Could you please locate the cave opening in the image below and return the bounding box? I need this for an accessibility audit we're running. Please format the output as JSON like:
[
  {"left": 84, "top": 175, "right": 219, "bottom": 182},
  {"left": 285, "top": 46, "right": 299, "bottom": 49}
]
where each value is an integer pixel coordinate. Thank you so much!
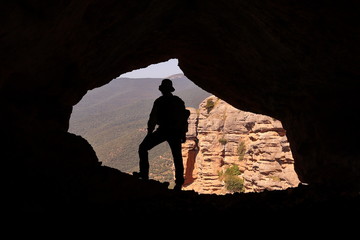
[
  {"left": 2, "top": 0, "right": 359, "bottom": 215},
  {"left": 69, "top": 58, "right": 300, "bottom": 194}
]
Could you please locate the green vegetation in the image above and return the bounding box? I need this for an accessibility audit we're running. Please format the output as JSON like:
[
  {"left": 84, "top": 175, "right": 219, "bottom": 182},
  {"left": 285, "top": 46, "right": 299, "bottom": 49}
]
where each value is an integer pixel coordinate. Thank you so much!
[
  {"left": 268, "top": 175, "right": 281, "bottom": 182},
  {"left": 225, "top": 175, "right": 245, "bottom": 192},
  {"left": 218, "top": 135, "right": 228, "bottom": 145},
  {"left": 218, "top": 164, "right": 245, "bottom": 193},
  {"left": 224, "top": 164, "right": 242, "bottom": 175},
  {"left": 205, "top": 98, "right": 215, "bottom": 113},
  {"left": 237, "top": 141, "right": 246, "bottom": 161}
]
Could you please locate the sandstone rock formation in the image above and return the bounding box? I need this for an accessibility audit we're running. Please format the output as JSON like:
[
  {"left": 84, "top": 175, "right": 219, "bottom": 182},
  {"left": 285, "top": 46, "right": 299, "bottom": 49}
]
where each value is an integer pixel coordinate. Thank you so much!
[{"left": 182, "top": 96, "right": 300, "bottom": 194}]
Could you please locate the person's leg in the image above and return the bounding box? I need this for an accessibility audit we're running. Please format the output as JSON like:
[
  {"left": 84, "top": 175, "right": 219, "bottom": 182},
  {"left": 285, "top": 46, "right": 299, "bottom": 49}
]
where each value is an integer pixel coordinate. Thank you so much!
[
  {"left": 167, "top": 136, "right": 184, "bottom": 189},
  {"left": 138, "top": 130, "right": 166, "bottom": 180}
]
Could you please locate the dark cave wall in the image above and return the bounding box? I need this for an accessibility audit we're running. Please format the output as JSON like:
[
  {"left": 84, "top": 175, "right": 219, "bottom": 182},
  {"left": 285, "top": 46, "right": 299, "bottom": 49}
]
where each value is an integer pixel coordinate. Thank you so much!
[{"left": 1, "top": 0, "right": 359, "bottom": 200}]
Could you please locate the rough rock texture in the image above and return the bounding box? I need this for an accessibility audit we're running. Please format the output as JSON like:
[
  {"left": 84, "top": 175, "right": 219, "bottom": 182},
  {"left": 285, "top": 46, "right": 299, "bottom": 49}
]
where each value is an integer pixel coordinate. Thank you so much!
[
  {"left": 182, "top": 96, "right": 300, "bottom": 194},
  {"left": 1, "top": 1, "right": 360, "bottom": 215}
]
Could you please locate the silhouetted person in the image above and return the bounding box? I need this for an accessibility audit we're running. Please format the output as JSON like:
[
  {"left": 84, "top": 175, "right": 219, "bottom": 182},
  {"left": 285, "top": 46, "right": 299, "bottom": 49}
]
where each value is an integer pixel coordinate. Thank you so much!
[{"left": 134, "top": 79, "right": 190, "bottom": 191}]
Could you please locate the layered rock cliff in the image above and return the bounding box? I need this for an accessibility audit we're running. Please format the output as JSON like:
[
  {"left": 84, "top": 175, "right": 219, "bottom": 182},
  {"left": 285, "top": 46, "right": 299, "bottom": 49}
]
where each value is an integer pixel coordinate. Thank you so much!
[{"left": 182, "top": 96, "right": 300, "bottom": 194}]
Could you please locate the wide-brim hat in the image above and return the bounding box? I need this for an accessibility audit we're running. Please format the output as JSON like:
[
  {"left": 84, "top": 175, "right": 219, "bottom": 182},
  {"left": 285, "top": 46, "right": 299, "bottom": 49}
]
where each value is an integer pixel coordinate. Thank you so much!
[{"left": 158, "top": 78, "right": 175, "bottom": 92}]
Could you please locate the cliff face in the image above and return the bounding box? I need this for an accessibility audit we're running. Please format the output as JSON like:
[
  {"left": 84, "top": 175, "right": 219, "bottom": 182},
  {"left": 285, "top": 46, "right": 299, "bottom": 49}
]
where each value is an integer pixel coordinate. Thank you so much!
[{"left": 182, "top": 96, "right": 300, "bottom": 194}]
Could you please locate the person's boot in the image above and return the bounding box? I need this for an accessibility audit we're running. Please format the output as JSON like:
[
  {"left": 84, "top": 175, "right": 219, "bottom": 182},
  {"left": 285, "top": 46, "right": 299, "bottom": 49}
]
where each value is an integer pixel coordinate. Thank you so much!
[
  {"left": 173, "top": 178, "right": 184, "bottom": 191},
  {"left": 173, "top": 183, "right": 182, "bottom": 191}
]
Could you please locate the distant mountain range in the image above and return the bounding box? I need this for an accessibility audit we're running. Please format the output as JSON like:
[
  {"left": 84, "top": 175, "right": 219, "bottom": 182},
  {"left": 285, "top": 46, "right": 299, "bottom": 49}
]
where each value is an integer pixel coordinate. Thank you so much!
[{"left": 69, "top": 74, "right": 211, "bottom": 182}]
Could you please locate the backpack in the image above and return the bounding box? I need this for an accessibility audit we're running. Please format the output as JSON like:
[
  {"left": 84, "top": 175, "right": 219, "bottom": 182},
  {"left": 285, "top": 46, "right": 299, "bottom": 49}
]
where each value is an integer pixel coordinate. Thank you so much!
[
  {"left": 181, "top": 108, "right": 191, "bottom": 134},
  {"left": 155, "top": 95, "right": 191, "bottom": 134},
  {"left": 169, "top": 97, "right": 191, "bottom": 134}
]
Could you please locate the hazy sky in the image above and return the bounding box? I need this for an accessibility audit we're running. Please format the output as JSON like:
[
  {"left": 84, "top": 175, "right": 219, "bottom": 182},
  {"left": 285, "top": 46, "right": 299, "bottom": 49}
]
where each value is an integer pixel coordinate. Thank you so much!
[{"left": 119, "top": 58, "right": 183, "bottom": 78}]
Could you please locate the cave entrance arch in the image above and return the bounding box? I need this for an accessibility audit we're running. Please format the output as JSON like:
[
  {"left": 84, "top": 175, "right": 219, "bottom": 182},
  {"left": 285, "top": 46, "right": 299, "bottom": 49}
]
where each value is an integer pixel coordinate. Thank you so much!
[
  {"left": 69, "top": 59, "right": 211, "bottom": 189},
  {"left": 69, "top": 59, "right": 299, "bottom": 194}
]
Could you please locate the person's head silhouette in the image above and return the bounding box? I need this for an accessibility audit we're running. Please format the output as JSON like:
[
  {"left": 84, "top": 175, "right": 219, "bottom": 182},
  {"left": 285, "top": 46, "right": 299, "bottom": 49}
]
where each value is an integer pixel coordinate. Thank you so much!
[{"left": 158, "top": 79, "right": 175, "bottom": 93}]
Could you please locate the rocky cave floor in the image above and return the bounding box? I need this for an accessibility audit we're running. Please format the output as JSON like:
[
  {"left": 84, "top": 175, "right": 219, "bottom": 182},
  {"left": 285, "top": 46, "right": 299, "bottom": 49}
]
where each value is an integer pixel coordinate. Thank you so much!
[{"left": 17, "top": 165, "right": 359, "bottom": 221}]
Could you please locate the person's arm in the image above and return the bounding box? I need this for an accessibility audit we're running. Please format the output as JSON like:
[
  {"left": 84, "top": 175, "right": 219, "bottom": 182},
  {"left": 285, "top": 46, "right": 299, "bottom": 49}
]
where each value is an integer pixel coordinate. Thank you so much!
[{"left": 147, "top": 100, "right": 158, "bottom": 134}]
